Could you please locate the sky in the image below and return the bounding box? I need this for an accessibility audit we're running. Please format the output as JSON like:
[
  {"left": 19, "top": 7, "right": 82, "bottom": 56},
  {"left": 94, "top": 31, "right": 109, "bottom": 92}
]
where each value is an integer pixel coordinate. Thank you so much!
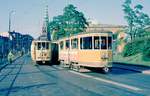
[{"left": 0, "top": 0, "right": 150, "bottom": 38}]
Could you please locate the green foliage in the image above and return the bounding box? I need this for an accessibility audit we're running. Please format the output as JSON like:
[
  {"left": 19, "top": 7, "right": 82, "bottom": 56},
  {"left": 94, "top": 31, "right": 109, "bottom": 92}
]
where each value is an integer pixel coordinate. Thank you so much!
[
  {"left": 122, "top": 38, "right": 150, "bottom": 60},
  {"left": 49, "top": 4, "right": 88, "bottom": 40},
  {"left": 113, "top": 32, "right": 119, "bottom": 40},
  {"left": 142, "top": 38, "right": 150, "bottom": 59},
  {"left": 122, "top": 38, "right": 144, "bottom": 57},
  {"left": 122, "top": 0, "right": 150, "bottom": 41}
]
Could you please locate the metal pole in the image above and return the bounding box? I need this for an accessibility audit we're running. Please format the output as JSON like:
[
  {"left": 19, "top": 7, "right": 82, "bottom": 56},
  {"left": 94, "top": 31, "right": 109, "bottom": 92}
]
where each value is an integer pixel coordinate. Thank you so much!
[{"left": 8, "top": 10, "right": 14, "bottom": 32}]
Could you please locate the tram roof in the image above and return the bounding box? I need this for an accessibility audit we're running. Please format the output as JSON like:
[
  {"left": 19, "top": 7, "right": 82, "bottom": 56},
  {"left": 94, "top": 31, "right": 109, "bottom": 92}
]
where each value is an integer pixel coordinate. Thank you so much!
[
  {"left": 52, "top": 31, "right": 112, "bottom": 43},
  {"left": 67, "top": 31, "right": 112, "bottom": 37}
]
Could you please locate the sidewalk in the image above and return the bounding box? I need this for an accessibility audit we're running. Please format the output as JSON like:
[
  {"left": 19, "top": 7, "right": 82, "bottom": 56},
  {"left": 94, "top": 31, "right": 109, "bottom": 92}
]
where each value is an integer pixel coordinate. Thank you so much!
[
  {"left": 0, "top": 53, "right": 22, "bottom": 71},
  {"left": 113, "top": 62, "right": 150, "bottom": 75},
  {"left": 0, "top": 58, "right": 9, "bottom": 71}
]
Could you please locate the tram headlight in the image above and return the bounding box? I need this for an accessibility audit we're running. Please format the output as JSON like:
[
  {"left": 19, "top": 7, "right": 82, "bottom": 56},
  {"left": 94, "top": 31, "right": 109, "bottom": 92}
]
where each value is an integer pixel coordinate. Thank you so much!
[{"left": 101, "top": 53, "right": 109, "bottom": 60}]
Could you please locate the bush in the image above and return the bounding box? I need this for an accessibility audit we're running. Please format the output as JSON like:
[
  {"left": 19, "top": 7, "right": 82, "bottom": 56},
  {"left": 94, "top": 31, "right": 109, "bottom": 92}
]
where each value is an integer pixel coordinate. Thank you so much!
[
  {"left": 142, "top": 38, "right": 150, "bottom": 59},
  {"left": 122, "top": 38, "right": 144, "bottom": 57}
]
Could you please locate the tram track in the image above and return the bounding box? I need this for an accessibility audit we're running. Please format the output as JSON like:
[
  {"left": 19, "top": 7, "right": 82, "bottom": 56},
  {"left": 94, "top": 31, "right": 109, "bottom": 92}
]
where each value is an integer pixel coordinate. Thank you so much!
[
  {"left": 5, "top": 57, "right": 25, "bottom": 96},
  {"left": 0, "top": 63, "right": 18, "bottom": 82},
  {"left": 0, "top": 56, "right": 22, "bottom": 72}
]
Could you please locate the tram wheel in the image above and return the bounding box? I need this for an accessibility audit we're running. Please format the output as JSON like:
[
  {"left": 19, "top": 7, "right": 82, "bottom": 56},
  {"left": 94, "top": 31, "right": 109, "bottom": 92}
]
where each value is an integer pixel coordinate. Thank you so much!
[
  {"left": 60, "top": 61, "right": 64, "bottom": 67},
  {"left": 102, "top": 67, "right": 109, "bottom": 73}
]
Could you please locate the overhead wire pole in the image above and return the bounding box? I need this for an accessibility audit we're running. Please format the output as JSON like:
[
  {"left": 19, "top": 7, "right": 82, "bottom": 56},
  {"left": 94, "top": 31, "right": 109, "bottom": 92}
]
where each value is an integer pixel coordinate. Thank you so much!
[
  {"left": 8, "top": 10, "right": 14, "bottom": 33},
  {"left": 8, "top": 10, "right": 15, "bottom": 62}
]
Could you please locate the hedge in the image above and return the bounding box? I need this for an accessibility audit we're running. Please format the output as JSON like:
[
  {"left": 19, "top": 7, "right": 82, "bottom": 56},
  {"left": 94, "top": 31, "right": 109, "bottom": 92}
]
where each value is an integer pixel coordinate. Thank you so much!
[{"left": 122, "top": 37, "right": 150, "bottom": 58}]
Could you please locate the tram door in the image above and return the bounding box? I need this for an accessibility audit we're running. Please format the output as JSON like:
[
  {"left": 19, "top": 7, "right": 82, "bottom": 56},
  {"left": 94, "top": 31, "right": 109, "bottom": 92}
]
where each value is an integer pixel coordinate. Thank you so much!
[
  {"left": 51, "top": 43, "right": 59, "bottom": 64},
  {"left": 65, "top": 40, "right": 70, "bottom": 64},
  {"left": 31, "top": 42, "right": 36, "bottom": 61}
]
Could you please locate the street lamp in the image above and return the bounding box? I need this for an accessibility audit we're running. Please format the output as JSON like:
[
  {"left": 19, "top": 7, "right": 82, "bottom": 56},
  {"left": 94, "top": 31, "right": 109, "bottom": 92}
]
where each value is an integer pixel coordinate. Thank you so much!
[
  {"left": 8, "top": 10, "right": 15, "bottom": 33},
  {"left": 8, "top": 10, "right": 15, "bottom": 53}
]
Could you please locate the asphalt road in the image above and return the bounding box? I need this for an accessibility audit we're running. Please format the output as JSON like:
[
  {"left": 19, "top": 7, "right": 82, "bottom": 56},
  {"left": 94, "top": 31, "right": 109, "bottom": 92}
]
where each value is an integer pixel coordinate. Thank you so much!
[{"left": 0, "top": 55, "right": 150, "bottom": 96}]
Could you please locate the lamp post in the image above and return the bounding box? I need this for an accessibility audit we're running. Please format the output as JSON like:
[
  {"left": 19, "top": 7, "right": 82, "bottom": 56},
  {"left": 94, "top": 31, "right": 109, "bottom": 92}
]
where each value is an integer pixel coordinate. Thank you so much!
[
  {"left": 8, "top": 10, "right": 14, "bottom": 33},
  {"left": 8, "top": 10, "right": 15, "bottom": 54}
]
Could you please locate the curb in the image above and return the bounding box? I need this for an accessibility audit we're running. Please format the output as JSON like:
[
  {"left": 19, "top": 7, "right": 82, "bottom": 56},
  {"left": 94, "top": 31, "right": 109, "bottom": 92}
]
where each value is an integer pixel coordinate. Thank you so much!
[
  {"left": 113, "top": 62, "right": 150, "bottom": 75},
  {"left": 142, "top": 70, "right": 150, "bottom": 75},
  {"left": 113, "top": 66, "right": 142, "bottom": 73}
]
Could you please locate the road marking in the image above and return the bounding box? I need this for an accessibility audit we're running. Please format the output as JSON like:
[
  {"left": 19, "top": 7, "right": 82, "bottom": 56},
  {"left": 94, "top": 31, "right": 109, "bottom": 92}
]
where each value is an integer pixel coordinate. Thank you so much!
[
  {"left": 142, "top": 70, "right": 150, "bottom": 75},
  {"left": 69, "top": 71, "right": 142, "bottom": 91}
]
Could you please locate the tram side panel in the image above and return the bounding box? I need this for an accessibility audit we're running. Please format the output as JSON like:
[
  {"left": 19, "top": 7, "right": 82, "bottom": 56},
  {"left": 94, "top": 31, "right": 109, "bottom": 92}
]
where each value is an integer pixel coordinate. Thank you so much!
[
  {"left": 69, "top": 49, "right": 78, "bottom": 63},
  {"left": 77, "top": 50, "right": 112, "bottom": 68},
  {"left": 31, "top": 41, "right": 36, "bottom": 61},
  {"left": 58, "top": 32, "right": 113, "bottom": 70},
  {"left": 59, "top": 47, "right": 70, "bottom": 64}
]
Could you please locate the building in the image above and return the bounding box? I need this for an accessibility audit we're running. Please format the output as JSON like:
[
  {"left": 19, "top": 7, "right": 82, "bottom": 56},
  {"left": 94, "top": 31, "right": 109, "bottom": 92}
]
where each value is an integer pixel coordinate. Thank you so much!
[
  {"left": 0, "top": 36, "right": 10, "bottom": 58},
  {"left": 0, "top": 31, "right": 33, "bottom": 57},
  {"left": 86, "top": 21, "right": 127, "bottom": 53},
  {"left": 86, "top": 20, "right": 126, "bottom": 33}
]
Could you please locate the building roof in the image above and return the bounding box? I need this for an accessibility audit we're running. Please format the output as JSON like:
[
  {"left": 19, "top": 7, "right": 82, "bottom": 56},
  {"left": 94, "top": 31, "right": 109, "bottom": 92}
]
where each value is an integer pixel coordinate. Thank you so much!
[{"left": 0, "top": 32, "right": 10, "bottom": 37}]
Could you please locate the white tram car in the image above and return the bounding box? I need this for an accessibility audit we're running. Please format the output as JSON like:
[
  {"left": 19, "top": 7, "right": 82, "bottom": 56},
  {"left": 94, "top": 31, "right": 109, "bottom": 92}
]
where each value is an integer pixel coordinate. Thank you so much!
[
  {"left": 58, "top": 31, "right": 113, "bottom": 73},
  {"left": 31, "top": 40, "right": 51, "bottom": 64}
]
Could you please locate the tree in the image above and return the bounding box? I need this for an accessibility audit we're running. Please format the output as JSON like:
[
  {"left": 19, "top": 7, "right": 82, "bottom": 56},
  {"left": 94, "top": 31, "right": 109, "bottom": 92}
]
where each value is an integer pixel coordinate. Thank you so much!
[
  {"left": 49, "top": 15, "right": 65, "bottom": 40},
  {"left": 122, "top": 0, "right": 150, "bottom": 41},
  {"left": 63, "top": 4, "right": 88, "bottom": 35},
  {"left": 134, "top": 5, "right": 150, "bottom": 37},
  {"left": 49, "top": 4, "right": 88, "bottom": 40},
  {"left": 122, "top": 0, "right": 135, "bottom": 41}
]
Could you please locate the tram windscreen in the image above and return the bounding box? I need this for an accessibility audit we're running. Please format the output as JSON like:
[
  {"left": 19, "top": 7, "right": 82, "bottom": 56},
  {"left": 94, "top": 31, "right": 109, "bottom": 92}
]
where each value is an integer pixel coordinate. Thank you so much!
[
  {"left": 37, "top": 43, "right": 41, "bottom": 50},
  {"left": 37, "top": 42, "right": 49, "bottom": 50},
  {"left": 42, "top": 42, "right": 46, "bottom": 49},
  {"left": 101, "top": 37, "right": 107, "bottom": 49},
  {"left": 46, "top": 42, "right": 49, "bottom": 49},
  {"left": 80, "top": 37, "right": 92, "bottom": 49}
]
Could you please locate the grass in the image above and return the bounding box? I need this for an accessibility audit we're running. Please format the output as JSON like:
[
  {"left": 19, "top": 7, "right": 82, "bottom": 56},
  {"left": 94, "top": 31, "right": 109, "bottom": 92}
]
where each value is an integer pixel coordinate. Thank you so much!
[{"left": 113, "top": 53, "right": 150, "bottom": 67}]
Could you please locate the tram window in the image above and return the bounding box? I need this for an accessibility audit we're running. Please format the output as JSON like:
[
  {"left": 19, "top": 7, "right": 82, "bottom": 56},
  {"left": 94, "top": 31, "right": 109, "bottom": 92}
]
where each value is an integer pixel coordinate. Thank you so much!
[
  {"left": 60, "top": 41, "right": 64, "bottom": 50},
  {"left": 34, "top": 42, "right": 37, "bottom": 46},
  {"left": 41, "top": 42, "right": 46, "bottom": 49},
  {"left": 80, "top": 38, "right": 83, "bottom": 49},
  {"left": 66, "top": 40, "right": 70, "bottom": 49},
  {"left": 46, "top": 42, "right": 49, "bottom": 49},
  {"left": 80, "top": 37, "right": 92, "bottom": 49},
  {"left": 37, "top": 42, "right": 41, "bottom": 50},
  {"left": 108, "top": 37, "right": 112, "bottom": 49},
  {"left": 71, "top": 38, "right": 78, "bottom": 49},
  {"left": 94, "top": 36, "right": 100, "bottom": 49},
  {"left": 101, "top": 37, "right": 107, "bottom": 49}
]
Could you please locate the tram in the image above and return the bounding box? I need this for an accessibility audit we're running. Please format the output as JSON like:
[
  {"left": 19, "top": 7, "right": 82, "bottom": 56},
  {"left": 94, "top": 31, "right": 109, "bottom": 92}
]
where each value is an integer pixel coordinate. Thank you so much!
[
  {"left": 31, "top": 40, "right": 51, "bottom": 64},
  {"left": 58, "top": 31, "right": 113, "bottom": 73}
]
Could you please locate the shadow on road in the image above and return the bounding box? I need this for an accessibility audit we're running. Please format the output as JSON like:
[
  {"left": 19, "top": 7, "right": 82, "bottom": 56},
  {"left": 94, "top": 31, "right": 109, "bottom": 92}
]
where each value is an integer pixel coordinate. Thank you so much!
[
  {"left": 0, "top": 83, "right": 56, "bottom": 93},
  {"left": 86, "top": 67, "right": 139, "bottom": 75}
]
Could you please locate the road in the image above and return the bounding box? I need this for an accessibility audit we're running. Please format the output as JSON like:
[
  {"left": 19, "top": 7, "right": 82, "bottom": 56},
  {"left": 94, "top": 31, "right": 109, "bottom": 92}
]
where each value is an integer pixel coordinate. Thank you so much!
[{"left": 0, "top": 55, "right": 150, "bottom": 96}]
